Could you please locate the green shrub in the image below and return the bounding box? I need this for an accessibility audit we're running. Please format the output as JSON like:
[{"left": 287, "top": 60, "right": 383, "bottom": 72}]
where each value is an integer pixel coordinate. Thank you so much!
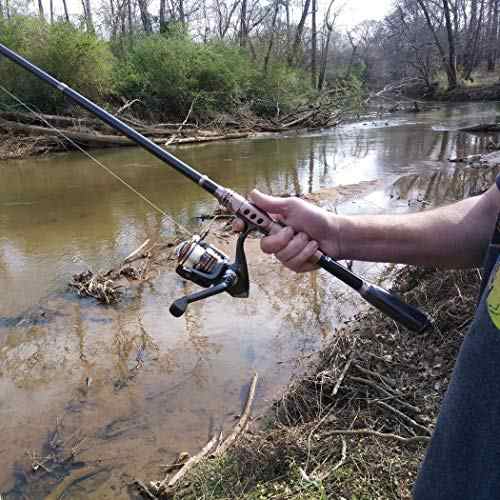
[
  {"left": 0, "top": 18, "right": 114, "bottom": 113},
  {"left": 247, "top": 63, "right": 313, "bottom": 117},
  {"left": 113, "top": 35, "right": 257, "bottom": 117}
]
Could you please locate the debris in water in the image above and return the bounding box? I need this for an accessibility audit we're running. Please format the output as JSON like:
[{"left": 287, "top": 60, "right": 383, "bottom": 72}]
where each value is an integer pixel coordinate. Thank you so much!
[{"left": 69, "top": 270, "right": 122, "bottom": 304}]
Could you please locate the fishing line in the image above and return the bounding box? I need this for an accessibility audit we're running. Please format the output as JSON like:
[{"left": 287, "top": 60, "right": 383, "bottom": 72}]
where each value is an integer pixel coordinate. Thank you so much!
[{"left": 0, "top": 84, "right": 194, "bottom": 237}]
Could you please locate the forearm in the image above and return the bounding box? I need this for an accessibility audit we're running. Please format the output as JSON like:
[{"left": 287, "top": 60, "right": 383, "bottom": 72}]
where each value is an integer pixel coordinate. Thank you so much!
[{"left": 336, "top": 185, "right": 500, "bottom": 268}]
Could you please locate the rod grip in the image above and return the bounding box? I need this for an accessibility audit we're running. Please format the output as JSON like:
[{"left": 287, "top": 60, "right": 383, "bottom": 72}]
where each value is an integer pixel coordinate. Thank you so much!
[{"left": 359, "top": 283, "right": 431, "bottom": 333}]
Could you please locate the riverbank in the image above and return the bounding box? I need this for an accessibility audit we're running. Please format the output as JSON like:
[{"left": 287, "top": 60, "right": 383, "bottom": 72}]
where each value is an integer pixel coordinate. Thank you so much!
[
  {"left": 0, "top": 92, "right": 349, "bottom": 161},
  {"left": 155, "top": 265, "right": 477, "bottom": 499},
  {"left": 403, "top": 74, "right": 500, "bottom": 103}
]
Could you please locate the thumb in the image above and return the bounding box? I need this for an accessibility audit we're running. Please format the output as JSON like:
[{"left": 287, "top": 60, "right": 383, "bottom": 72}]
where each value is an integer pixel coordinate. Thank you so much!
[{"left": 248, "top": 189, "right": 290, "bottom": 216}]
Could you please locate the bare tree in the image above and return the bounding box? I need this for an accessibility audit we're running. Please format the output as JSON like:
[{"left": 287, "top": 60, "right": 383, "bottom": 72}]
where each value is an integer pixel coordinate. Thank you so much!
[
  {"left": 127, "top": 0, "right": 133, "bottom": 36},
  {"left": 463, "top": 0, "right": 485, "bottom": 79},
  {"left": 159, "top": 0, "right": 167, "bottom": 31},
  {"left": 288, "top": 0, "right": 311, "bottom": 64},
  {"left": 137, "top": 0, "right": 153, "bottom": 32},
  {"left": 37, "top": 0, "right": 45, "bottom": 19},
  {"left": 318, "top": 0, "right": 337, "bottom": 90},
  {"left": 62, "top": 0, "right": 70, "bottom": 22},
  {"left": 487, "top": 0, "right": 499, "bottom": 70},
  {"left": 263, "top": 0, "right": 279, "bottom": 73},
  {"left": 213, "top": 0, "right": 240, "bottom": 39},
  {"left": 239, "top": 0, "right": 247, "bottom": 46},
  {"left": 311, "top": 0, "right": 317, "bottom": 86},
  {"left": 417, "top": 0, "right": 457, "bottom": 89},
  {"left": 81, "top": 0, "right": 95, "bottom": 33},
  {"left": 442, "top": 0, "right": 458, "bottom": 88}
]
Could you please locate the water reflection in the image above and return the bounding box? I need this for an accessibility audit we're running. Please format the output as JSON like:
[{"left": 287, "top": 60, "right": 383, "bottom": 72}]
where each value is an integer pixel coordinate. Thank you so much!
[{"left": 390, "top": 165, "right": 500, "bottom": 206}]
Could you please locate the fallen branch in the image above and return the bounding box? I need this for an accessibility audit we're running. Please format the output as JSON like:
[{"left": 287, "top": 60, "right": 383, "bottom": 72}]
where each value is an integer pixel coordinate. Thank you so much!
[
  {"left": 214, "top": 372, "right": 259, "bottom": 456},
  {"left": 123, "top": 239, "right": 151, "bottom": 264},
  {"left": 348, "top": 375, "right": 421, "bottom": 414},
  {"left": 166, "top": 132, "right": 248, "bottom": 146},
  {"left": 116, "top": 99, "right": 142, "bottom": 116},
  {"left": 165, "top": 97, "right": 198, "bottom": 146},
  {"left": 376, "top": 400, "right": 432, "bottom": 436},
  {"left": 323, "top": 428, "right": 430, "bottom": 444},
  {"left": 151, "top": 434, "right": 218, "bottom": 495},
  {"left": 312, "top": 436, "right": 347, "bottom": 481},
  {"left": 332, "top": 345, "right": 357, "bottom": 397}
]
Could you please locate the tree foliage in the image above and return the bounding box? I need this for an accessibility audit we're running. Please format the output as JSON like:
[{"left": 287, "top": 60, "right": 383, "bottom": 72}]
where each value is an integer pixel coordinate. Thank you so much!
[{"left": 0, "top": 17, "right": 114, "bottom": 112}]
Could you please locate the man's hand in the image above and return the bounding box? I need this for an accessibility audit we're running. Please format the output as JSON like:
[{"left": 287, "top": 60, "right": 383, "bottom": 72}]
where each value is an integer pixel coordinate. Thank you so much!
[{"left": 233, "top": 190, "right": 340, "bottom": 273}]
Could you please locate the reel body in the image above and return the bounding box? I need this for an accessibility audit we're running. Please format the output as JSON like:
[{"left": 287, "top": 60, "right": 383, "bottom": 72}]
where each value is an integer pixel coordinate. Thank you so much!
[{"left": 169, "top": 228, "right": 250, "bottom": 317}]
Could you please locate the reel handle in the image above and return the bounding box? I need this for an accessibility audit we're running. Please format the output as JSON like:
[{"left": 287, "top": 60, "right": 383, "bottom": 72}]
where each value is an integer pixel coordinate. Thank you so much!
[
  {"left": 170, "top": 275, "right": 234, "bottom": 317},
  {"left": 217, "top": 189, "right": 431, "bottom": 333}
]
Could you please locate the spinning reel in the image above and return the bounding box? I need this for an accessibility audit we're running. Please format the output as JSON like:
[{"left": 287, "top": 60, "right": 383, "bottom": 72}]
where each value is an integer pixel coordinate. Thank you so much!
[{"left": 169, "top": 226, "right": 251, "bottom": 317}]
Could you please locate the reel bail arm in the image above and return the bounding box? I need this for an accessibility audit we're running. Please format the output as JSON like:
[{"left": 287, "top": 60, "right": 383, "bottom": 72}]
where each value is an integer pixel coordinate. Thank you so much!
[{"left": 170, "top": 226, "right": 251, "bottom": 317}]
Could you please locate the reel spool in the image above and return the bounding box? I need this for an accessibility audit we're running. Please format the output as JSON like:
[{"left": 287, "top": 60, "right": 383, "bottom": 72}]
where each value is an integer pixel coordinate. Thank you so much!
[{"left": 175, "top": 235, "right": 229, "bottom": 276}]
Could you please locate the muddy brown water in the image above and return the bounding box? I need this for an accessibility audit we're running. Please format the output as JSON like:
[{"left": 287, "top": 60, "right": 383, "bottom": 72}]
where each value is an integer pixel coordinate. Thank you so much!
[{"left": 1, "top": 102, "right": 500, "bottom": 498}]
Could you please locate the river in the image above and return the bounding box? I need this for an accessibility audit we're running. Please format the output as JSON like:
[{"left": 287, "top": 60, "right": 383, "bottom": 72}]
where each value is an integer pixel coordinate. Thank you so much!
[{"left": 1, "top": 102, "right": 499, "bottom": 498}]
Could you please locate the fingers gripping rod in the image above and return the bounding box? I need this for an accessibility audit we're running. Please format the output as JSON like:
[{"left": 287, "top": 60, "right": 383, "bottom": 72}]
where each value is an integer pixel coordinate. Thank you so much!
[{"left": 0, "top": 43, "right": 431, "bottom": 333}]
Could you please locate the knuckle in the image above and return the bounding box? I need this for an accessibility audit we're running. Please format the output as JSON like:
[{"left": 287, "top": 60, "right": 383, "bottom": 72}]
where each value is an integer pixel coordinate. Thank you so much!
[{"left": 260, "top": 239, "right": 276, "bottom": 254}]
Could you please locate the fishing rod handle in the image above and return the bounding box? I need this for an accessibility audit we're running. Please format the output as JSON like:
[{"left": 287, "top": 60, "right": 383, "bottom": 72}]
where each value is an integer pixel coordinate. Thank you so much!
[
  {"left": 217, "top": 188, "right": 431, "bottom": 333},
  {"left": 319, "top": 255, "right": 431, "bottom": 333}
]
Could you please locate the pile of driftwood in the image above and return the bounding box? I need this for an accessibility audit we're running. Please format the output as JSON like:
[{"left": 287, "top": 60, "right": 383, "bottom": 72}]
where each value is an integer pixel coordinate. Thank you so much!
[
  {"left": 0, "top": 110, "right": 249, "bottom": 155},
  {"left": 0, "top": 91, "right": 352, "bottom": 158},
  {"left": 234, "top": 92, "right": 349, "bottom": 133},
  {"left": 69, "top": 238, "right": 178, "bottom": 304}
]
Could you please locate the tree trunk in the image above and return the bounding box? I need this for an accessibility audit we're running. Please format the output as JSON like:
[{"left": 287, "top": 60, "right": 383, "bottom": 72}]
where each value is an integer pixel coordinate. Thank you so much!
[
  {"left": 318, "top": 0, "right": 336, "bottom": 90},
  {"left": 239, "top": 0, "right": 247, "bottom": 47},
  {"left": 62, "top": 0, "right": 70, "bottom": 22},
  {"left": 285, "top": 0, "right": 291, "bottom": 48},
  {"left": 288, "top": 0, "right": 311, "bottom": 65},
  {"left": 311, "top": 0, "right": 317, "bottom": 87},
  {"left": 442, "top": 0, "right": 457, "bottom": 89},
  {"left": 318, "top": 28, "right": 333, "bottom": 90},
  {"left": 463, "top": 0, "right": 483, "bottom": 78},
  {"left": 263, "top": 0, "right": 279, "bottom": 74},
  {"left": 37, "top": 0, "right": 45, "bottom": 19},
  {"left": 137, "top": 0, "right": 152, "bottom": 32},
  {"left": 128, "top": 0, "right": 133, "bottom": 37},
  {"left": 81, "top": 0, "right": 95, "bottom": 33},
  {"left": 487, "top": 0, "right": 499, "bottom": 71},
  {"left": 318, "top": 21, "right": 334, "bottom": 89},
  {"left": 50, "top": 0, "right": 54, "bottom": 23},
  {"left": 178, "top": 0, "right": 185, "bottom": 25},
  {"left": 417, "top": 0, "right": 456, "bottom": 90},
  {"left": 159, "top": 0, "right": 167, "bottom": 31},
  {"left": 0, "top": 0, "right": 4, "bottom": 18},
  {"left": 345, "top": 31, "right": 357, "bottom": 78}
]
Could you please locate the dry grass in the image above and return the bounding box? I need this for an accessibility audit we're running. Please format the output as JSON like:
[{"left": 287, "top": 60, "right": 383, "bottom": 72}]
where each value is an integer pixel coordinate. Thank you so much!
[{"left": 169, "top": 266, "right": 480, "bottom": 500}]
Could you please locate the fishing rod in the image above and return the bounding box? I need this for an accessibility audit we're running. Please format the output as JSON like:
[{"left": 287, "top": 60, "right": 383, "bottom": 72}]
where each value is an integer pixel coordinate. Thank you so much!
[{"left": 0, "top": 42, "right": 431, "bottom": 332}]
